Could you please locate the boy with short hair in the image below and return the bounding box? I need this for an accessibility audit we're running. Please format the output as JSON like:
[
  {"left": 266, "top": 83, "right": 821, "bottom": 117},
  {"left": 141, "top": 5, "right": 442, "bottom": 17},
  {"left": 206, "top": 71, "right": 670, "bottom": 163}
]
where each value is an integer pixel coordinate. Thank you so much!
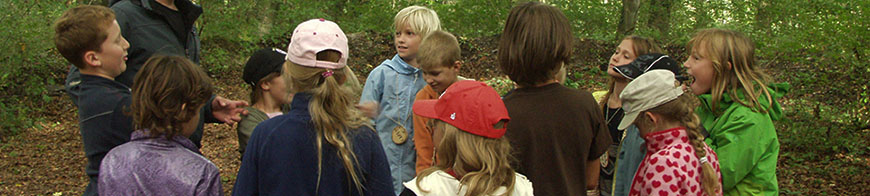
[
  {"left": 359, "top": 5, "right": 441, "bottom": 194},
  {"left": 411, "top": 30, "right": 463, "bottom": 174},
  {"left": 53, "top": 5, "right": 131, "bottom": 196}
]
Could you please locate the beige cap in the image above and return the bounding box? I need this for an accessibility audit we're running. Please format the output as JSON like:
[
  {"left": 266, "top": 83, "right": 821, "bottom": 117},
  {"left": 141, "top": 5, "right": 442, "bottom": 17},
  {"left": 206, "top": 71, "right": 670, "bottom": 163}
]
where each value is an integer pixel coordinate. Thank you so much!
[{"left": 617, "top": 70, "right": 684, "bottom": 130}]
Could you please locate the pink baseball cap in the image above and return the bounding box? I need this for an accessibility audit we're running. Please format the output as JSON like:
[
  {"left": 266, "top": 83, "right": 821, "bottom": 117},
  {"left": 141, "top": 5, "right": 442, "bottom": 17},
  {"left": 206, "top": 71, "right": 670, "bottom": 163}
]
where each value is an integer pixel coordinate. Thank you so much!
[
  {"left": 413, "top": 80, "right": 510, "bottom": 139},
  {"left": 286, "top": 18, "right": 348, "bottom": 69}
]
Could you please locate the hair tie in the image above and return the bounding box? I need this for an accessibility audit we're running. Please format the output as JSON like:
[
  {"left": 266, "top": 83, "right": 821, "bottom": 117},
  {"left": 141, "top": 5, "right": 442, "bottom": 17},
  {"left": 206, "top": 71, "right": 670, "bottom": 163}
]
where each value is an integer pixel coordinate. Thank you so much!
[
  {"left": 321, "top": 69, "right": 334, "bottom": 78},
  {"left": 699, "top": 156, "right": 709, "bottom": 164}
]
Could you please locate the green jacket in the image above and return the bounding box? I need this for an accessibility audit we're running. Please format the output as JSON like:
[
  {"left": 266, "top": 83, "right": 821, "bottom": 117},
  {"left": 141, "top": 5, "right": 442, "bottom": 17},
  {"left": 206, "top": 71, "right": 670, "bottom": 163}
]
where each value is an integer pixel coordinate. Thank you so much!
[{"left": 697, "top": 83, "right": 789, "bottom": 196}]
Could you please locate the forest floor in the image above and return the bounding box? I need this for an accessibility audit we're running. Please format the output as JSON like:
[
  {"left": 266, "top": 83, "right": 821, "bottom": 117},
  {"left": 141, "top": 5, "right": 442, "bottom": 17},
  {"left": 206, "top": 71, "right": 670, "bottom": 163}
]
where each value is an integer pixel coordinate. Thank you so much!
[{"left": 0, "top": 32, "right": 867, "bottom": 195}]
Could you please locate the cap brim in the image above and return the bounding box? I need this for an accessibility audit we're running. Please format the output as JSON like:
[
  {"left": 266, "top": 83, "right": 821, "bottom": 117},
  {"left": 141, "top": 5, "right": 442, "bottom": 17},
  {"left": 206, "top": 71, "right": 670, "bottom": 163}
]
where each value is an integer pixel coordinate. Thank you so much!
[
  {"left": 412, "top": 99, "right": 439, "bottom": 119},
  {"left": 618, "top": 110, "right": 640, "bottom": 130}
]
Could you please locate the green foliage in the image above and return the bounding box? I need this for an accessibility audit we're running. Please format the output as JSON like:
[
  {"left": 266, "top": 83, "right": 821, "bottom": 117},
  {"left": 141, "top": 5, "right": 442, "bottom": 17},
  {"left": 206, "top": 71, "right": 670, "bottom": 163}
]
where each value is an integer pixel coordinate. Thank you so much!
[{"left": 0, "top": 1, "right": 73, "bottom": 140}]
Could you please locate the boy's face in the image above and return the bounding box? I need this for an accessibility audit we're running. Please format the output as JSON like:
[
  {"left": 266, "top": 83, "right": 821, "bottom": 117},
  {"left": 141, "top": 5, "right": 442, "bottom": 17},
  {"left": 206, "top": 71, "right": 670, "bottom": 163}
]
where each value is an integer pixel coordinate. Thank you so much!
[
  {"left": 683, "top": 47, "right": 715, "bottom": 95},
  {"left": 395, "top": 24, "right": 422, "bottom": 64},
  {"left": 95, "top": 20, "right": 129, "bottom": 77},
  {"left": 422, "top": 62, "right": 461, "bottom": 95}
]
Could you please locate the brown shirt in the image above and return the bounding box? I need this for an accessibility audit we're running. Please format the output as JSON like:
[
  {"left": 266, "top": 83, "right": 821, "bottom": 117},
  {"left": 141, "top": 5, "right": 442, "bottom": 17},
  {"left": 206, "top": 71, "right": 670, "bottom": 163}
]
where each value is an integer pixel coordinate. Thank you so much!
[
  {"left": 503, "top": 83, "right": 612, "bottom": 196},
  {"left": 413, "top": 85, "right": 440, "bottom": 174}
]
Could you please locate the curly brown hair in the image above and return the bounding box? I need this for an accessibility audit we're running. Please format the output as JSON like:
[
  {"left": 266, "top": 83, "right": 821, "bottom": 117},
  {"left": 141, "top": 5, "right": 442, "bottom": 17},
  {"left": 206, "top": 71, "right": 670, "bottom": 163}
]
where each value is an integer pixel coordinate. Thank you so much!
[{"left": 130, "top": 55, "right": 214, "bottom": 139}]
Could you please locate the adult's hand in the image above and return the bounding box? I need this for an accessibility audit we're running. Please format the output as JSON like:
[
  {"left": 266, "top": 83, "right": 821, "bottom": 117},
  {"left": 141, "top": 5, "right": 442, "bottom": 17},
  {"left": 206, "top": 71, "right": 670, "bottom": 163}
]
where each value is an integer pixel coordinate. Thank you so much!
[{"left": 212, "top": 95, "right": 249, "bottom": 125}]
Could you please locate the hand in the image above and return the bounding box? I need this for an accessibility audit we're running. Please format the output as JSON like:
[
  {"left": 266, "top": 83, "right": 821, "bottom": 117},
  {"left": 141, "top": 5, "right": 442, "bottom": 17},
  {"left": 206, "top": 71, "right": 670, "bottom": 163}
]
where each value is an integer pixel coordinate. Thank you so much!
[
  {"left": 355, "top": 101, "right": 379, "bottom": 118},
  {"left": 212, "top": 96, "right": 249, "bottom": 125}
]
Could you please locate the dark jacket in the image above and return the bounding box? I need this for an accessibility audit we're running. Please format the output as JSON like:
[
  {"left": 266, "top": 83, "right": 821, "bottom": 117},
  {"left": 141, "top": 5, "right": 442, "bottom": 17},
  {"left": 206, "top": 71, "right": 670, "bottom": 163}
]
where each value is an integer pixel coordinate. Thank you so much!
[
  {"left": 233, "top": 93, "right": 395, "bottom": 196},
  {"left": 64, "top": 0, "right": 215, "bottom": 148},
  {"left": 76, "top": 74, "right": 134, "bottom": 196}
]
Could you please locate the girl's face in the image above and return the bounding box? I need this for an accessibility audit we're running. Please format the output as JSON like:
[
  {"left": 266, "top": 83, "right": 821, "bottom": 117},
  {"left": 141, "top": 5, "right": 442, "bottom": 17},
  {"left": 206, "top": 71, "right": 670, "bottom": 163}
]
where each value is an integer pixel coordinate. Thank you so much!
[
  {"left": 395, "top": 24, "right": 422, "bottom": 66},
  {"left": 266, "top": 75, "right": 294, "bottom": 105},
  {"left": 607, "top": 39, "right": 637, "bottom": 78},
  {"left": 683, "top": 46, "right": 716, "bottom": 95}
]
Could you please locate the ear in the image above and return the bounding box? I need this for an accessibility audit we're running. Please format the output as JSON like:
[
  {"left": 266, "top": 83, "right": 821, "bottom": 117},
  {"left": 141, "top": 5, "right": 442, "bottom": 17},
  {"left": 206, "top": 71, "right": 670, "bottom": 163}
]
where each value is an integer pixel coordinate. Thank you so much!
[
  {"left": 83, "top": 51, "right": 101, "bottom": 67},
  {"left": 725, "top": 61, "right": 733, "bottom": 71},
  {"left": 451, "top": 60, "right": 462, "bottom": 71},
  {"left": 259, "top": 80, "right": 272, "bottom": 91},
  {"left": 644, "top": 112, "right": 659, "bottom": 126}
]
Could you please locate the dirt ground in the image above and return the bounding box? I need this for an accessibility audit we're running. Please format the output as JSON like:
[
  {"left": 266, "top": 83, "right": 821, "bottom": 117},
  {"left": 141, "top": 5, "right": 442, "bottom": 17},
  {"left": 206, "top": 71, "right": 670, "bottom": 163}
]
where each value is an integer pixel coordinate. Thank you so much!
[{"left": 0, "top": 32, "right": 867, "bottom": 195}]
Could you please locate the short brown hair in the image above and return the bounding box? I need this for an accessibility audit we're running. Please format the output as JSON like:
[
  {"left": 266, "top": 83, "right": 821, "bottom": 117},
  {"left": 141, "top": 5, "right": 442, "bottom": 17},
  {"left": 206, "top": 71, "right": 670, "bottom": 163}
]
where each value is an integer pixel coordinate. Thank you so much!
[
  {"left": 54, "top": 5, "right": 115, "bottom": 69},
  {"left": 130, "top": 55, "right": 214, "bottom": 139},
  {"left": 418, "top": 30, "right": 461, "bottom": 70},
  {"left": 498, "top": 2, "right": 573, "bottom": 87}
]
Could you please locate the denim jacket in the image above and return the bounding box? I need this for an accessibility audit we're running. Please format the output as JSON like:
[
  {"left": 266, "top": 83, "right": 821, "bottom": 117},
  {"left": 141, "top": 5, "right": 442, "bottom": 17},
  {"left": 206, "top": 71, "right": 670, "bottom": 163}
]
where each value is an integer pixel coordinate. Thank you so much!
[
  {"left": 612, "top": 125, "right": 645, "bottom": 196},
  {"left": 360, "top": 54, "right": 427, "bottom": 195}
]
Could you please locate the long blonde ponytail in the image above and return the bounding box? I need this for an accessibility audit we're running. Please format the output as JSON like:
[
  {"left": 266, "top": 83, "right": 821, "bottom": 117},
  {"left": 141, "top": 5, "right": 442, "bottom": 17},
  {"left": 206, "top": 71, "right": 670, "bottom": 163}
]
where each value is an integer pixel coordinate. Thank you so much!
[{"left": 283, "top": 50, "right": 372, "bottom": 193}]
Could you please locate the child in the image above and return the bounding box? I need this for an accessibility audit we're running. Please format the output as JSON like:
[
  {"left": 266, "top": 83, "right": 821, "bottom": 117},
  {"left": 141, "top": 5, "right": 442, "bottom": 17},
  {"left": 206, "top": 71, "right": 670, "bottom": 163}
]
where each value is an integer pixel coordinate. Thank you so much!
[
  {"left": 403, "top": 80, "right": 533, "bottom": 196},
  {"left": 98, "top": 55, "right": 221, "bottom": 195},
  {"left": 412, "top": 30, "right": 463, "bottom": 174},
  {"left": 237, "top": 48, "right": 294, "bottom": 156},
  {"left": 598, "top": 35, "right": 664, "bottom": 196},
  {"left": 359, "top": 5, "right": 441, "bottom": 194},
  {"left": 497, "top": 2, "right": 611, "bottom": 196},
  {"left": 233, "top": 19, "right": 393, "bottom": 195},
  {"left": 617, "top": 70, "right": 723, "bottom": 196},
  {"left": 683, "top": 28, "right": 788, "bottom": 195},
  {"left": 53, "top": 5, "right": 131, "bottom": 195}
]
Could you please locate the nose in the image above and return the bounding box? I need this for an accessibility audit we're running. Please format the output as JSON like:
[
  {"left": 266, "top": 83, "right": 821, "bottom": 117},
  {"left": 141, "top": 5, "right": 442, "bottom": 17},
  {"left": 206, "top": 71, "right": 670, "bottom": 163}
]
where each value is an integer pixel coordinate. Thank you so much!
[
  {"left": 682, "top": 59, "right": 690, "bottom": 68},
  {"left": 610, "top": 53, "right": 619, "bottom": 64},
  {"left": 122, "top": 36, "right": 130, "bottom": 50}
]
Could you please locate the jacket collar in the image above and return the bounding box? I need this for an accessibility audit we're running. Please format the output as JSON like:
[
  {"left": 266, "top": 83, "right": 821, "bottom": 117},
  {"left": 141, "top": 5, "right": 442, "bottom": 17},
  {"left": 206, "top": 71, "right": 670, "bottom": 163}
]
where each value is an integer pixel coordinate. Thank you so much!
[
  {"left": 643, "top": 127, "right": 689, "bottom": 153},
  {"left": 131, "top": 129, "right": 201, "bottom": 154},
  {"left": 384, "top": 54, "right": 420, "bottom": 75},
  {"left": 80, "top": 74, "right": 130, "bottom": 90},
  {"left": 697, "top": 83, "right": 789, "bottom": 120}
]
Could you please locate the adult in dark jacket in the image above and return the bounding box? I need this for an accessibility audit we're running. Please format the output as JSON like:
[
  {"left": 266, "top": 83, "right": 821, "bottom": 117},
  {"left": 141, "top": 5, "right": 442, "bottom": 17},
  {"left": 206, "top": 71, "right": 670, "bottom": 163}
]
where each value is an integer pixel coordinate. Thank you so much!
[{"left": 63, "top": 0, "right": 247, "bottom": 195}]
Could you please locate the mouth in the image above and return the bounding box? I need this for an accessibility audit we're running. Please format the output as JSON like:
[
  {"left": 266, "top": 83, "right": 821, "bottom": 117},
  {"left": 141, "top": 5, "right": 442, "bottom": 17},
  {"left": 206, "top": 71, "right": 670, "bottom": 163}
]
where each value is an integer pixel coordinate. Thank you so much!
[{"left": 397, "top": 46, "right": 408, "bottom": 50}]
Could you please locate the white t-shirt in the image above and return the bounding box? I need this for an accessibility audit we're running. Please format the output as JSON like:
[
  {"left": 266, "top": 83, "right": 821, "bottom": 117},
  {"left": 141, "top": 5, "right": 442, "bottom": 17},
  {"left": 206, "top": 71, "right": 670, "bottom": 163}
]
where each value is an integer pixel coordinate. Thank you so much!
[{"left": 403, "top": 170, "right": 534, "bottom": 196}]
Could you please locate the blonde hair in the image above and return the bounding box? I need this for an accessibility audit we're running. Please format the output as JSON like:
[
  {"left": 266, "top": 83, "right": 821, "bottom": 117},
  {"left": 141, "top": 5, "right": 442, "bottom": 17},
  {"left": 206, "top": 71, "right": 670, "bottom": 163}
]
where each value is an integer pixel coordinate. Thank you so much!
[
  {"left": 634, "top": 94, "right": 720, "bottom": 196},
  {"left": 601, "top": 35, "right": 664, "bottom": 111},
  {"left": 394, "top": 5, "right": 441, "bottom": 39},
  {"left": 282, "top": 50, "right": 372, "bottom": 193},
  {"left": 687, "top": 28, "right": 773, "bottom": 113},
  {"left": 418, "top": 30, "right": 461, "bottom": 70},
  {"left": 417, "top": 121, "right": 515, "bottom": 196}
]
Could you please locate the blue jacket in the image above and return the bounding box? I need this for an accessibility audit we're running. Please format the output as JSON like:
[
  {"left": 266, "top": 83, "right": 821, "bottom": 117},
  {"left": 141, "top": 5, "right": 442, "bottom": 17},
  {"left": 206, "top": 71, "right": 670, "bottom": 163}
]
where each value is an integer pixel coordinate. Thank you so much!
[
  {"left": 611, "top": 125, "right": 645, "bottom": 196},
  {"left": 233, "top": 93, "right": 394, "bottom": 196},
  {"left": 359, "top": 54, "right": 427, "bottom": 195},
  {"left": 99, "top": 130, "right": 222, "bottom": 195}
]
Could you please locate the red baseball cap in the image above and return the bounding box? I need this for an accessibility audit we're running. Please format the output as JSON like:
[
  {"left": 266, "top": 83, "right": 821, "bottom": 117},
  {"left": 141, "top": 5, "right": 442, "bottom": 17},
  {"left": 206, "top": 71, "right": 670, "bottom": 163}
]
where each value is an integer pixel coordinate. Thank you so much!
[{"left": 413, "top": 80, "right": 510, "bottom": 138}]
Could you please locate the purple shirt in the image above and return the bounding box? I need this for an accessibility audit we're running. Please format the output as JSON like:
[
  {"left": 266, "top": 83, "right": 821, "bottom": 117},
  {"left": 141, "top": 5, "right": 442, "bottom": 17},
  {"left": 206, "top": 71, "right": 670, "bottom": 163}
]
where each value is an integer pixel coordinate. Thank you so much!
[{"left": 99, "top": 130, "right": 222, "bottom": 195}]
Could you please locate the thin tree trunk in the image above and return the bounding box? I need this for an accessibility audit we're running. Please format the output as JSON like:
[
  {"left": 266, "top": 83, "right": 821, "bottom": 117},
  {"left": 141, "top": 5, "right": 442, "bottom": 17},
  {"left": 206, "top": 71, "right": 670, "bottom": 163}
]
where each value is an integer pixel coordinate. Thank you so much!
[
  {"left": 617, "top": 0, "right": 641, "bottom": 39},
  {"left": 647, "top": 0, "right": 674, "bottom": 40}
]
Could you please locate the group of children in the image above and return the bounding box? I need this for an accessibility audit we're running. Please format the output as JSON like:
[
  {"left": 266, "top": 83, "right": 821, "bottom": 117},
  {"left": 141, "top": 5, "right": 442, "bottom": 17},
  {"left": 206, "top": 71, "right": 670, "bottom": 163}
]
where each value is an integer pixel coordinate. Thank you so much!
[{"left": 55, "top": 1, "right": 786, "bottom": 196}]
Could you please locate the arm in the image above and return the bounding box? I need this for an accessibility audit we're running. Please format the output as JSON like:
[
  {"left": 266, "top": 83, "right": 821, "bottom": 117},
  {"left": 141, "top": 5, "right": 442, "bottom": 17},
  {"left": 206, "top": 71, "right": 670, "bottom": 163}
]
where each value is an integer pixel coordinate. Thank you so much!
[
  {"left": 232, "top": 125, "right": 263, "bottom": 195},
  {"left": 705, "top": 115, "right": 769, "bottom": 192},
  {"left": 196, "top": 167, "right": 223, "bottom": 196},
  {"left": 358, "top": 67, "right": 385, "bottom": 119},
  {"left": 586, "top": 158, "right": 601, "bottom": 190},
  {"left": 365, "top": 129, "right": 396, "bottom": 195}
]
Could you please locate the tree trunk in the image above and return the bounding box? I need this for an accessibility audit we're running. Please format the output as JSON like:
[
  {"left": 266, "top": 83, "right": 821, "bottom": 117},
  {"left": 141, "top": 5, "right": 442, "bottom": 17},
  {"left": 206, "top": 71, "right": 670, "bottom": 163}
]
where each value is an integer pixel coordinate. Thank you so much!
[
  {"left": 617, "top": 0, "right": 641, "bottom": 39},
  {"left": 647, "top": 0, "right": 674, "bottom": 40},
  {"left": 256, "top": 0, "right": 277, "bottom": 37},
  {"left": 754, "top": 0, "right": 772, "bottom": 34}
]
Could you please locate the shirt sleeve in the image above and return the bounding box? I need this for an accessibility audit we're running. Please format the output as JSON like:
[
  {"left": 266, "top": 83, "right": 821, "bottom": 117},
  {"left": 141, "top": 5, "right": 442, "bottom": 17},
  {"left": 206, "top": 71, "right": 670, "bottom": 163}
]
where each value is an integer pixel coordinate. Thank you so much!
[
  {"left": 364, "top": 127, "right": 396, "bottom": 196},
  {"left": 587, "top": 93, "right": 612, "bottom": 160},
  {"left": 360, "top": 66, "right": 384, "bottom": 104},
  {"left": 233, "top": 124, "right": 263, "bottom": 195},
  {"left": 413, "top": 90, "right": 434, "bottom": 174},
  {"left": 704, "top": 114, "right": 765, "bottom": 192},
  {"left": 197, "top": 167, "right": 223, "bottom": 196}
]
